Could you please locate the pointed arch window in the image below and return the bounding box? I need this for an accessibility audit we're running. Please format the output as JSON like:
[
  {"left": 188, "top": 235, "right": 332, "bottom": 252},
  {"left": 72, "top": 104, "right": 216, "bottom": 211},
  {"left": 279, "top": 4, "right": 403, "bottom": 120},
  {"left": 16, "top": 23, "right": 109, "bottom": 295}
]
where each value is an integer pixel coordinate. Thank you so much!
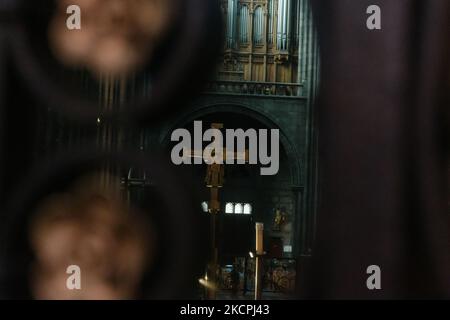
[
  {"left": 225, "top": 202, "right": 253, "bottom": 215},
  {"left": 243, "top": 204, "right": 252, "bottom": 215},
  {"left": 225, "top": 202, "right": 234, "bottom": 214}
]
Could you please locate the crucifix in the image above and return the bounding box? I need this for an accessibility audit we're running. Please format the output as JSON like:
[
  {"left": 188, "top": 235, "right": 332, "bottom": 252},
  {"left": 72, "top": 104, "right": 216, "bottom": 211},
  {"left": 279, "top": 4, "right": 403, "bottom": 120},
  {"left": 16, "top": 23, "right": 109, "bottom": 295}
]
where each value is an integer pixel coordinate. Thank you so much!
[{"left": 186, "top": 123, "right": 249, "bottom": 299}]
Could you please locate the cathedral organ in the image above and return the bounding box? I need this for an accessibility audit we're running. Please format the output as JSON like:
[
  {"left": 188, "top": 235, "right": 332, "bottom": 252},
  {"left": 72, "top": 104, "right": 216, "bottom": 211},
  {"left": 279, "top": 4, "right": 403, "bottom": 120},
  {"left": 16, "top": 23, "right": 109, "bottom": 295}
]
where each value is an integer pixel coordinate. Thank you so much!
[{"left": 218, "top": 0, "right": 315, "bottom": 85}]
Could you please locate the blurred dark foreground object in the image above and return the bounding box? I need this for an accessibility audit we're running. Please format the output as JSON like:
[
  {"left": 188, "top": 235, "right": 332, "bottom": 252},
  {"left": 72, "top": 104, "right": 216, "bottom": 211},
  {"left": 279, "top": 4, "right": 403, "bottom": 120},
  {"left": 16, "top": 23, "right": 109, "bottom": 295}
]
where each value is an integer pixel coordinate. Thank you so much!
[
  {"left": 301, "top": 0, "right": 450, "bottom": 299},
  {"left": 29, "top": 175, "right": 153, "bottom": 300},
  {"left": 0, "top": 151, "right": 208, "bottom": 299},
  {"left": 48, "top": 0, "right": 176, "bottom": 77},
  {"left": 8, "top": 0, "right": 222, "bottom": 123}
]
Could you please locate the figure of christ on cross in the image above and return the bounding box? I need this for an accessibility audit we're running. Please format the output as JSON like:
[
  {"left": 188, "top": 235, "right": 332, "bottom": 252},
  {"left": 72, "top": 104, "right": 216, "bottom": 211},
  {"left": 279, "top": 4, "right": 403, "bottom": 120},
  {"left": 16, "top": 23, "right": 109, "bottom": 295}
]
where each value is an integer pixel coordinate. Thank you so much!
[{"left": 185, "top": 123, "right": 249, "bottom": 299}]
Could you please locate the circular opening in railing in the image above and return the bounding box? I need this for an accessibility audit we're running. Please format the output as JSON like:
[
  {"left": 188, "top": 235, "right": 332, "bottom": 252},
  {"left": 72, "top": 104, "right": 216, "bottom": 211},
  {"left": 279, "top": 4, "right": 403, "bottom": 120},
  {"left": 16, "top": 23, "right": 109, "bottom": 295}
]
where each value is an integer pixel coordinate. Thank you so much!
[
  {"left": 10, "top": 0, "right": 222, "bottom": 123},
  {"left": 0, "top": 151, "right": 208, "bottom": 299}
]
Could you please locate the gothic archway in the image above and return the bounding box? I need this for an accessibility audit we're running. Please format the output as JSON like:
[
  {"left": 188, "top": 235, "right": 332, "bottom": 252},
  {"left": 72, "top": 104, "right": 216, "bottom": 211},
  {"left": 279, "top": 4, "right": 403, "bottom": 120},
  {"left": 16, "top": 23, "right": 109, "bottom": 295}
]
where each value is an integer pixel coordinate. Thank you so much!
[
  {"left": 159, "top": 105, "right": 304, "bottom": 275},
  {"left": 161, "top": 103, "right": 301, "bottom": 187}
]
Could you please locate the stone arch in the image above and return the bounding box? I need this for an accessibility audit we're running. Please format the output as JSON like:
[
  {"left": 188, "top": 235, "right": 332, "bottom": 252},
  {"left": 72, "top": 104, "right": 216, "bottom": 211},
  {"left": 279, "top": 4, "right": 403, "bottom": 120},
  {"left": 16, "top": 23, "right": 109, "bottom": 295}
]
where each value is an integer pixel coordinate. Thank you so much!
[{"left": 161, "top": 103, "right": 301, "bottom": 186}]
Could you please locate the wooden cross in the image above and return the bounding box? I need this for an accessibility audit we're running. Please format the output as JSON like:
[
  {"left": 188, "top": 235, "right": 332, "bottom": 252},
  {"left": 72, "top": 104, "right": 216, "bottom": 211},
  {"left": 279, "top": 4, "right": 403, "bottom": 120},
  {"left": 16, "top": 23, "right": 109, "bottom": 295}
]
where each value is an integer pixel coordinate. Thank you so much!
[{"left": 184, "top": 123, "right": 249, "bottom": 299}]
